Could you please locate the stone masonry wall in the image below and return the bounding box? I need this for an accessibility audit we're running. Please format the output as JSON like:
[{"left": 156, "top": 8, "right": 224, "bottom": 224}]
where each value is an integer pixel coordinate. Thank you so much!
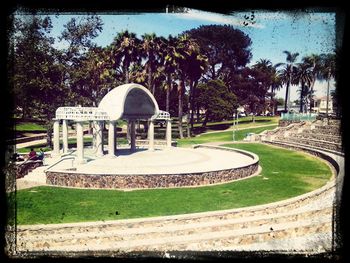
[{"left": 46, "top": 163, "right": 258, "bottom": 189}]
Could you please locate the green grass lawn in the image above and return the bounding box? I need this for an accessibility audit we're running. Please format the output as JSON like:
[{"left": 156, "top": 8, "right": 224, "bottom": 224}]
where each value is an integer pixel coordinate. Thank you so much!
[
  {"left": 15, "top": 122, "right": 46, "bottom": 132},
  {"left": 177, "top": 125, "right": 277, "bottom": 147},
  {"left": 12, "top": 143, "right": 332, "bottom": 225},
  {"left": 17, "top": 137, "right": 130, "bottom": 153},
  {"left": 191, "top": 116, "right": 279, "bottom": 134}
]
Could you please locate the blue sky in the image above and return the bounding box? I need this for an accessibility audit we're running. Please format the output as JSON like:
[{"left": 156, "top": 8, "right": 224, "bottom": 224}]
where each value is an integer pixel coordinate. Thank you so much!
[{"left": 42, "top": 9, "right": 337, "bottom": 101}]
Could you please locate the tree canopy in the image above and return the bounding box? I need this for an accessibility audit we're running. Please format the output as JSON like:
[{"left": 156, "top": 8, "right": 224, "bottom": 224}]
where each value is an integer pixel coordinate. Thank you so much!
[
  {"left": 9, "top": 15, "right": 338, "bottom": 141},
  {"left": 195, "top": 80, "right": 237, "bottom": 128}
]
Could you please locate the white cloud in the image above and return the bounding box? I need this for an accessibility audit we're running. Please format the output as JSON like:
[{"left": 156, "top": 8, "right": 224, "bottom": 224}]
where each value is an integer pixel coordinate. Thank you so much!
[{"left": 172, "top": 9, "right": 265, "bottom": 29}]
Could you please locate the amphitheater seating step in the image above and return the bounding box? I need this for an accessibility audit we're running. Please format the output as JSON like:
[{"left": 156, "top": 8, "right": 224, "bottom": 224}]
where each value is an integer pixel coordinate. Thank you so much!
[{"left": 16, "top": 182, "right": 334, "bottom": 252}]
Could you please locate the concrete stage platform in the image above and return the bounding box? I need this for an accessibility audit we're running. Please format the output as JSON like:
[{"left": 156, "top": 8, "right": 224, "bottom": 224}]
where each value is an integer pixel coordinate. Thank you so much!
[
  {"left": 76, "top": 146, "right": 256, "bottom": 174},
  {"left": 45, "top": 145, "right": 259, "bottom": 189}
]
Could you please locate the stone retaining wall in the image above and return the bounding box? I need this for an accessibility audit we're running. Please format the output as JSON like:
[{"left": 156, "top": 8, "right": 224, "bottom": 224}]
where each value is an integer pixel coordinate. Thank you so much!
[
  {"left": 46, "top": 164, "right": 258, "bottom": 189},
  {"left": 16, "top": 160, "right": 43, "bottom": 179},
  {"left": 46, "top": 146, "right": 259, "bottom": 189},
  {"left": 283, "top": 137, "right": 342, "bottom": 153}
]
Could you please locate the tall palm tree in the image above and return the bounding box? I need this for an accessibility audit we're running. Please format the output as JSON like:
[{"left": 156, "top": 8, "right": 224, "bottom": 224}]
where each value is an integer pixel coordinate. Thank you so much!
[
  {"left": 276, "top": 51, "right": 299, "bottom": 112},
  {"left": 162, "top": 35, "right": 179, "bottom": 113},
  {"left": 320, "top": 53, "right": 336, "bottom": 123},
  {"left": 294, "top": 62, "right": 312, "bottom": 113},
  {"left": 175, "top": 34, "right": 207, "bottom": 137},
  {"left": 302, "top": 85, "right": 315, "bottom": 113},
  {"left": 302, "top": 54, "right": 323, "bottom": 112},
  {"left": 253, "top": 59, "right": 281, "bottom": 115},
  {"left": 141, "top": 33, "right": 163, "bottom": 95},
  {"left": 111, "top": 30, "right": 141, "bottom": 83}
]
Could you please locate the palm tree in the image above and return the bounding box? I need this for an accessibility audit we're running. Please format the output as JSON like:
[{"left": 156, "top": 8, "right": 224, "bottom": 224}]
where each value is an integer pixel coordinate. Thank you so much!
[
  {"left": 141, "top": 33, "right": 163, "bottom": 95},
  {"left": 162, "top": 35, "right": 179, "bottom": 113},
  {"left": 302, "top": 85, "right": 315, "bottom": 112},
  {"left": 110, "top": 30, "right": 141, "bottom": 83},
  {"left": 253, "top": 59, "right": 281, "bottom": 115},
  {"left": 175, "top": 34, "right": 207, "bottom": 137},
  {"left": 302, "top": 54, "right": 323, "bottom": 112},
  {"left": 294, "top": 62, "right": 312, "bottom": 113},
  {"left": 276, "top": 51, "right": 299, "bottom": 112},
  {"left": 320, "top": 53, "right": 336, "bottom": 123}
]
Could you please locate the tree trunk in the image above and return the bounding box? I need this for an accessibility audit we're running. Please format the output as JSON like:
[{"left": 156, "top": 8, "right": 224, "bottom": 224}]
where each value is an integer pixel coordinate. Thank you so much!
[
  {"left": 45, "top": 121, "right": 53, "bottom": 149},
  {"left": 166, "top": 73, "right": 171, "bottom": 113},
  {"left": 196, "top": 105, "right": 200, "bottom": 123},
  {"left": 125, "top": 63, "right": 129, "bottom": 83},
  {"left": 271, "top": 86, "right": 275, "bottom": 116},
  {"left": 309, "top": 76, "right": 316, "bottom": 113},
  {"left": 186, "top": 111, "right": 190, "bottom": 138},
  {"left": 21, "top": 106, "right": 26, "bottom": 119},
  {"left": 190, "top": 80, "right": 198, "bottom": 132},
  {"left": 252, "top": 114, "right": 255, "bottom": 123},
  {"left": 148, "top": 64, "right": 154, "bottom": 95},
  {"left": 178, "top": 80, "right": 183, "bottom": 139},
  {"left": 326, "top": 72, "right": 330, "bottom": 125},
  {"left": 284, "top": 82, "right": 290, "bottom": 112},
  {"left": 202, "top": 112, "right": 209, "bottom": 129},
  {"left": 299, "top": 81, "right": 304, "bottom": 113}
]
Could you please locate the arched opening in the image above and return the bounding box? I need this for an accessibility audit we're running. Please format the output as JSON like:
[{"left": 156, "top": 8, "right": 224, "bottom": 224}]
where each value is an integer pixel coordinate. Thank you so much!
[{"left": 122, "top": 88, "right": 157, "bottom": 120}]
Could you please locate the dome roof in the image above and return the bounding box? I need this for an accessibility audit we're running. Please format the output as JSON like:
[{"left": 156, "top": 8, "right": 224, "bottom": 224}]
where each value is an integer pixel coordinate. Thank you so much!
[{"left": 98, "top": 83, "right": 159, "bottom": 121}]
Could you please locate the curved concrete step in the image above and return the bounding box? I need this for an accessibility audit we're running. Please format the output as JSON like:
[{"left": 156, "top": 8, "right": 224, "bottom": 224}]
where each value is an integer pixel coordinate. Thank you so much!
[
  {"left": 17, "top": 199, "right": 333, "bottom": 251},
  {"left": 17, "top": 215, "right": 332, "bottom": 252}
]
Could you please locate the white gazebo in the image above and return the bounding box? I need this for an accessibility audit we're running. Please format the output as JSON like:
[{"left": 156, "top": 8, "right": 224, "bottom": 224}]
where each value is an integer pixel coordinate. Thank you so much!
[{"left": 52, "top": 83, "right": 172, "bottom": 163}]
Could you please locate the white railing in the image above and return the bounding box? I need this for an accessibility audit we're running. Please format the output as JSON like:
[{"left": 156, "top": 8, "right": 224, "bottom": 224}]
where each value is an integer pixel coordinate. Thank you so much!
[
  {"left": 281, "top": 113, "right": 317, "bottom": 121},
  {"left": 56, "top": 107, "right": 110, "bottom": 121},
  {"left": 155, "top": 110, "right": 171, "bottom": 120},
  {"left": 44, "top": 156, "right": 75, "bottom": 172}
]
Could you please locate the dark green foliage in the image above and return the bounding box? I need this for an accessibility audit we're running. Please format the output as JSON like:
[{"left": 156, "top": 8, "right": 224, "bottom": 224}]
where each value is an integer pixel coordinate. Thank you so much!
[
  {"left": 186, "top": 24, "right": 252, "bottom": 79},
  {"left": 195, "top": 80, "right": 237, "bottom": 128}
]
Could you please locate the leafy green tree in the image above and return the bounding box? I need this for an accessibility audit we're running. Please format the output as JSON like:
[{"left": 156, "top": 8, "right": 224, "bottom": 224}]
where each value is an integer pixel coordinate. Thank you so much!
[
  {"left": 195, "top": 80, "right": 237, "bottom": 128},
  {"left": 186, "top": 24, "right": 252, "bottom": 81},
  {"left": 59, "top": 15, "right": 103, "bottom": 59},
  {"left": 12, "top": 15, "right": 57, "bottom": 118},
  {"left": 232, "top": 67, "right": 269, "bottom": 122},
  {"left": 71, "top": 46, "right": 116, "bottom": 106},
  {"left": 59, "top": 15, "right": 105, "bottom": 106},
  {"left": 11, "top": 15, "right": 70, "bottom": 147}
]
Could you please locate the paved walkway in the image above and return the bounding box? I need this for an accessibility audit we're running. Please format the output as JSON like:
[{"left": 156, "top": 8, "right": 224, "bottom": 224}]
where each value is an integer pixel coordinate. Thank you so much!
[
  {"left": 201, "top": 123, "right": 277, "bottom": 135},
  {"left": 16, "top": 139, "right": 48, "bottom": 149},
  {"left": 16, "top": 134, "right": 93, "bottom": 149}
]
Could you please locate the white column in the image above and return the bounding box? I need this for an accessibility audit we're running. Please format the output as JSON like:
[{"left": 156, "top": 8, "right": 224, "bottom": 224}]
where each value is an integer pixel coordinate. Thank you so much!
[
  {"left": 92, "top": 121, "right": 97, "bottom": 151},
  {"left": 76, "top": 121, "right": 85, "bottom": 164},
  {"left": 149, "top": 120, "right": 155, "bottom": 151},
  {"left": 130, "top": 120, "right": 136, "bottom": 151},
  {"left": 95, "top": 121, "right": 104, "bottom": 157},
  {"left": 108, "top": 121, "right": 116, "bottom": 156},
  {"left": 62, "top": 119, "right": 68, "bottom": 153},
  {"left": 53, "top": 119, "right": 60, "bottom": 156},
  {"left": 166, "top": 119, "right": 172, "bottom": 148}
]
